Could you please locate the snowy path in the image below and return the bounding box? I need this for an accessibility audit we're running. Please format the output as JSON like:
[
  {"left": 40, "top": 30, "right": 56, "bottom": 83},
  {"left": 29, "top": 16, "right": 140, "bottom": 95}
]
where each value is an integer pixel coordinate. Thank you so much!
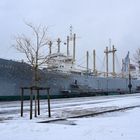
[
  {"left": 0, "top": 93, "right": 140, "bottom": 140},
  {"left": 0, "top": 93, "right": 140, "bottom": 121}
]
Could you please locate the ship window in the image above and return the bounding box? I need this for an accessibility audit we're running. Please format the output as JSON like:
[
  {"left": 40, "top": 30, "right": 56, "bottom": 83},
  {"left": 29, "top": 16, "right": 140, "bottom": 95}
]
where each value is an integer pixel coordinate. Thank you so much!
[{"left": 60, "top": 65, "right": 64, "bottom": 68}]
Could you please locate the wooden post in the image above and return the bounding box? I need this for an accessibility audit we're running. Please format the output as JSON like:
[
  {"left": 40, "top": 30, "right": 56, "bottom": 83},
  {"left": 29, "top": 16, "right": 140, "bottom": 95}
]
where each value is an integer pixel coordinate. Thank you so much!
[
  {"left": 30, "top": 88, "right": 33, "bottom": 120},
  {"left": 20, "top": 86, "right": 50, "bottom": 119},
  {"left": 34, "top": 88, "right": 37, "bottom": 117},
  {"left": 37, "top": 89, "right": 40, "bottom": 115},
  {"left": 47, "top": 88, "right": 51, "bottom": 118},
  {"left": 21, "top": 88, "right": 24, "bottom": 117}
]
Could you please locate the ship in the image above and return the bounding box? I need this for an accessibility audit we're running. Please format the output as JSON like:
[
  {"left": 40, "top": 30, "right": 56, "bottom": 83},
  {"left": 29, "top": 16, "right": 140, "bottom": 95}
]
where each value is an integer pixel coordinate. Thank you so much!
[{"left": 0, "top": 32, "right": 140, "bottom": 100}]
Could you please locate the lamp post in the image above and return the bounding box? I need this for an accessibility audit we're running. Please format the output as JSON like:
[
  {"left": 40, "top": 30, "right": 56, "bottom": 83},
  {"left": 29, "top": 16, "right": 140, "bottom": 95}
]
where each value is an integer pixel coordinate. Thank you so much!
[{"left": 128, "top": 74, "right": 132, "bottom": 94}]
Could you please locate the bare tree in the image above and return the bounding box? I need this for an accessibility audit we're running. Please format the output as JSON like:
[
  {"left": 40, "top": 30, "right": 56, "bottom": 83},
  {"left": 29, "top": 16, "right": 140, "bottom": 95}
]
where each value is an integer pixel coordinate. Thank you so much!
[
  {"left": 14, "top": 23, "right": 49, "bottom": 85},
  {"left": 133, "top": 48, "right": 140, "bottom": 72},
  {"left": 14, "top": 23, "right": 52, "bottom": 118}
]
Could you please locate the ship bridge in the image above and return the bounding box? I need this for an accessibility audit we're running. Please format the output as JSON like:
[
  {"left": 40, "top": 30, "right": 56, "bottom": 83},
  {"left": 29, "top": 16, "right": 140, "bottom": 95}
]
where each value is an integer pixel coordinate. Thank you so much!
[{"left": 47, "top": 53, "right": 76, "bottom": 72}]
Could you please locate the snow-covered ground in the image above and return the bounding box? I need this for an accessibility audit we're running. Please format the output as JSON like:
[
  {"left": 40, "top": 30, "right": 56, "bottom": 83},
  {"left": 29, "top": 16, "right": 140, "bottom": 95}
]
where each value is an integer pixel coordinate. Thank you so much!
[{"left": 0, "top": 94, "right": 140, "bottom": 140}]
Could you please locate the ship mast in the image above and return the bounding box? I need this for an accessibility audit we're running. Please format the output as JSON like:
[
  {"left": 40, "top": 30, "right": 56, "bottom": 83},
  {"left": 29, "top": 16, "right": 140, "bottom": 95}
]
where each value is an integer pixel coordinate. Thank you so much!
[
  {"left": 104, "top": 40, "right": 117, "bottom": 77},
  {"left": 69, "top": 25, "right": 76, "bottom": 62},
  {"left": 112, "top": 45, "right": 117, "bottom": 76},
  {"left": 86, "top": 51, "right": 89, "bottom": 74},
  {"left": 104, "top": 47, "right": 109, "bottom": 77},
  {"left": 67, "top": 36, "right": 70, "bottom": 56},
  {"left": 57, "top": 38, "right": 61, "bottom": 53},
  {"left": 73, "top": 33, "right": 76, "bottom": 62},
  {"left": 93, "top": 49, "right": 97, "bottom": 75},
  {"left": 48, "top": 41, "right": 52, "bottom": 55}
]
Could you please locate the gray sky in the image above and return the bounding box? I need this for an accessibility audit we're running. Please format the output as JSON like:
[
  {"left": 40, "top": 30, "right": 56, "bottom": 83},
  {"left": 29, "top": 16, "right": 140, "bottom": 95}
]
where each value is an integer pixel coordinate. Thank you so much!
[{"left": 1, "top": 0, "right": 140, "bottom": 71}]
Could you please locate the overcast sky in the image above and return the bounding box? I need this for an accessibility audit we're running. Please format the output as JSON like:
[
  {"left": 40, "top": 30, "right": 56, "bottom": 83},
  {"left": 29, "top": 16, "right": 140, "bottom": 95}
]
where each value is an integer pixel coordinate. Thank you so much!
[{"left": 0, "top": 0, "right": 140, "bottom": 71}]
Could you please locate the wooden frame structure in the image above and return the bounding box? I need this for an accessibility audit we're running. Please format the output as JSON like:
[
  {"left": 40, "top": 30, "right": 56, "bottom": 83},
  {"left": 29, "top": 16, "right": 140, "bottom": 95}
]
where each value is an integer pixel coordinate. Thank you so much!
[{"left": 20, "top": 86, "right": 51, "bottom": 119}]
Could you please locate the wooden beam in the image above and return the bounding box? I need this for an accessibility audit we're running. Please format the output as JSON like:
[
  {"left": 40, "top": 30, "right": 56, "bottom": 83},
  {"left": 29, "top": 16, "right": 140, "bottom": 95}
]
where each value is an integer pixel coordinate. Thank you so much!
[
  {"left": 30, "top": 88, "right": 33, "bottom": 120},
  {"left": 37, "top": 89, "right": 40, "bottom": 115},
  {"left": 21, "top": 88, "right": 24, "bottom": 117},
  {"left": 47, "top": 88, "right": 51, "bottom": 118}
]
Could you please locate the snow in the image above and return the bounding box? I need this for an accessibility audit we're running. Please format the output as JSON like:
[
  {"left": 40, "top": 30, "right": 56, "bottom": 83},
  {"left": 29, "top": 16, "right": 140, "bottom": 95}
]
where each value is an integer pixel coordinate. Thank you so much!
[{"left": 0, "top": 94, "right": 140, "bottom": 140}]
